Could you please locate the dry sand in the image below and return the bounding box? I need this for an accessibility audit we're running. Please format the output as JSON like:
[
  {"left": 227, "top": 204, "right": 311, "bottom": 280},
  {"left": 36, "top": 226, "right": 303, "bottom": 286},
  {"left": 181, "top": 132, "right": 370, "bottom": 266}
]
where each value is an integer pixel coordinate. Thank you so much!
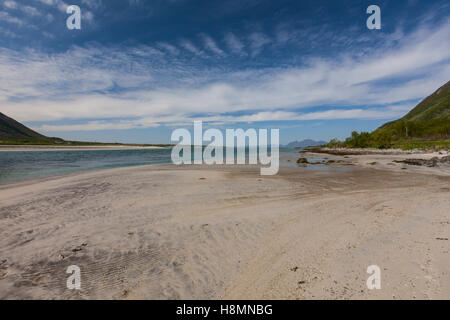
[{"left": 0, "top": 154, "right": 449, "bottom": 299}]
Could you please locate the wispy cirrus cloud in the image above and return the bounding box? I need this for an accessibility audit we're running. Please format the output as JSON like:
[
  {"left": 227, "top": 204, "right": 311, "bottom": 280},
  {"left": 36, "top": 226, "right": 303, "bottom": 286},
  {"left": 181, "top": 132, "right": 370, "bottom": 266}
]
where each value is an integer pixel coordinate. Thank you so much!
[
  {"left": 248, "top": 32, "right": 271, "bottom": 57},
  {"left": 179, "top": 39, "right": 204, "bottom": 56},
  {"left": 34, "top": 104, "right": 415, "bottom": 132},
  {"left": 35, "top": 0, "right": 69, "bottom": 12},
  {"left": 2, "top": 1, "right": 42, "bottom": 17},
  {"left": 156, "top": 42, "right": 180, "bottom": 55},
  {"left": 224, "top": 32, "right": 246, "bottom": 56},
  {"left": 0, "top": 10, "right": 23, "bottom": 25},
  {"left": 0, "top": 4, "right": 449, "bottom": 135},
  {"left": 3, "top": 1, "right": 17, "bottom": 9},
  {"left": 200, "top": 33, "right": 226, "bottom": 56}
]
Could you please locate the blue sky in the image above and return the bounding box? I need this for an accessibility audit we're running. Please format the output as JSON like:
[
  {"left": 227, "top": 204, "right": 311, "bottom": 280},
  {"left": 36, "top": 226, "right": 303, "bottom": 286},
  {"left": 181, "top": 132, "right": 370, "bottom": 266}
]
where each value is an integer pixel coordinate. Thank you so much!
[{"left": 0, "top": 0, "right": 449, "bottom": 144}]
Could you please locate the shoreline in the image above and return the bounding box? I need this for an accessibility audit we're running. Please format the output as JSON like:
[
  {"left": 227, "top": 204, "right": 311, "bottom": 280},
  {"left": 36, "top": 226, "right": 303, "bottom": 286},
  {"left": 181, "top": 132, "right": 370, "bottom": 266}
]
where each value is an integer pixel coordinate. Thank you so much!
[
  {"left": 303, "top": 146, "right": 449, "bottom": 156},
  {"left": 0, "top": 156, "right": 449, "bottom": 299},
  {"left": 301, "top": 149, "right": 450, "bottom": 176},
  {"left": 0, "top": 145, "right": 168, "bottom": 152},
  {"left": 1, "top": 147, "right": 450, "bottom": 188}
]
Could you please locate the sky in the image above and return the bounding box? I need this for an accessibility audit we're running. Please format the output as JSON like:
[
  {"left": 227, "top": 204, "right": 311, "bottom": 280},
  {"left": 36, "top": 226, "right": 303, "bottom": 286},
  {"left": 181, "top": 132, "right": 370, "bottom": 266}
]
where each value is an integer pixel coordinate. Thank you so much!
[{"left": 0, "top": 0, "right": 449, "bottom": 144}]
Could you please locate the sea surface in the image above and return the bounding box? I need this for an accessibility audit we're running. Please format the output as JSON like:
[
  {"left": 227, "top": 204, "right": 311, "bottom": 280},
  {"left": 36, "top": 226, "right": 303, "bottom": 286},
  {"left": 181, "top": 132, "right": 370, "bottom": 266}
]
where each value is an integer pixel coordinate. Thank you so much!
[
  {"left": 0, "top": 147, "right": 335, "bottom": 185},
  {"left": 0, "top": 148, "right": 173, "bottom": 185}
]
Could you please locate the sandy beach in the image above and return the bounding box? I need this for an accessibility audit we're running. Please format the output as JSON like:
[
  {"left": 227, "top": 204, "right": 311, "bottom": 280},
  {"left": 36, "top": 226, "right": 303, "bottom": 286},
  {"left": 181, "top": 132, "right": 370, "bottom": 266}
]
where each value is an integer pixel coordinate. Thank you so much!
[{"left": 0, "top": 152, "right": 449, "bottom": 300}]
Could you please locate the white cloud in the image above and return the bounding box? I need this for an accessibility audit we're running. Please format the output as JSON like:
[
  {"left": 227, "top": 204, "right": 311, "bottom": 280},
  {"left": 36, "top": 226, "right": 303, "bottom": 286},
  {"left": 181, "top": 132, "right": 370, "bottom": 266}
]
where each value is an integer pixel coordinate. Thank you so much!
[
  {"left": 156, "top": 42, "right": 180, "bottom": 55},
  {"left": 0, "top": 10, "right": 23, "bottom": 25},
  {"left": 248, "top": 32, "right": 271, "bottom": 56},
  {"left": 21, "top": 5, "right": 41, "bottom": 16},
  {"left": 45, "top": 12, "right": 53, "bottom": 22},
  {"left": 0, "top": 18, "right": 449, "bottom": 131},
  {"left": 36, "top": 0, "right": 68, "bottom": 12},
  {"left": 81, "top": 0, "right": 102, "bottom": 10},
  {"left": 224, "top": 32, "right": 246, "bottom": 55},
  {"left": 37, "top": 119, "right": 160, "bottom": 132},
  {"left": 84, "top": 10, "right": 94, "bottom": 22},
  {"left": 200, "top": 33, "right": 225, "bottom": 56},
  {"left": 3, "top": 1, "right": 17, "bottom": 9},
  {"left": 0, "top": 25, "right": 19, "bottom": 38},
  {"left": 34, "top": 105, "right": 412, "bottom": 132},
  {"left": 2, "top": 1, "right": 44, "bottom": 19},
  {"left": 179, "top": 39, "right": 203, "bottom": 56}
]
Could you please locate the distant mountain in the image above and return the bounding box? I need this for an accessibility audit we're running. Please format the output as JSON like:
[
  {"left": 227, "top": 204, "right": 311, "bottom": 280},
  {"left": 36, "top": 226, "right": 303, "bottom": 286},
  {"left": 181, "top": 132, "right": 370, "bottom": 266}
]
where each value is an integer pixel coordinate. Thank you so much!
[
  {"left": 376, "top": 81, "right": 449, "bottom": 140},
  {"left": 0, "top": 112, "right": 64, "bottom": 144},
  {"left": 284, "top": 139, "right": 327, "bottom": 148}
]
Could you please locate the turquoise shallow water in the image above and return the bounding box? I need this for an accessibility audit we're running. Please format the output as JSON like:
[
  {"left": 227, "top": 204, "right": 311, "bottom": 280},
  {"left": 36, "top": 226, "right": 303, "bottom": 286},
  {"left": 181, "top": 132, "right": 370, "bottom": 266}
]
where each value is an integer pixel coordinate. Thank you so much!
[{"left": 0, "top": 148, "right": 173, "bottom": 185}]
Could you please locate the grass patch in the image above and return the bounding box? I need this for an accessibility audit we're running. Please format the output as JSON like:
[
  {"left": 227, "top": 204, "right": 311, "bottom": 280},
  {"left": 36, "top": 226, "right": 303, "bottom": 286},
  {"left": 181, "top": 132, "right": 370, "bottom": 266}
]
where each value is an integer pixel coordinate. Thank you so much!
[{"left": 391, "top": 140, "right": 450, "bottom": 150}]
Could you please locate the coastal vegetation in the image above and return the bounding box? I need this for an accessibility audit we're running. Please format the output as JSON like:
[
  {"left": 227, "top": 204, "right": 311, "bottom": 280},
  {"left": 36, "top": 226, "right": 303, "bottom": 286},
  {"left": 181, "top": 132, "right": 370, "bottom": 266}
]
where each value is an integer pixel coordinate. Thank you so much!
[{"left": 327, "top": 81, "right": 450, "bottom": 150}]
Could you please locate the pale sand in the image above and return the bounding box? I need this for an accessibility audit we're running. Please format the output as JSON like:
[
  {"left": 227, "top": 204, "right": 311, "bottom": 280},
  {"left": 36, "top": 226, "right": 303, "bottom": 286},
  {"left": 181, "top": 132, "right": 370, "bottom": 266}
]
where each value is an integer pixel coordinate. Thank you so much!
[{"left": 0, "top": 158, "right": 449, "bottom": 299}]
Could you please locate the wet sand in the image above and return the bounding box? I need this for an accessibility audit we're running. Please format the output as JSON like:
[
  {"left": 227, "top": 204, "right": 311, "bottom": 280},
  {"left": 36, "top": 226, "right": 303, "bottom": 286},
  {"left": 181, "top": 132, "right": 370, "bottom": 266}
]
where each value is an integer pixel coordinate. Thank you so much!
[{"left": 0, "top": 157, "right": 449, "bottom": 299}]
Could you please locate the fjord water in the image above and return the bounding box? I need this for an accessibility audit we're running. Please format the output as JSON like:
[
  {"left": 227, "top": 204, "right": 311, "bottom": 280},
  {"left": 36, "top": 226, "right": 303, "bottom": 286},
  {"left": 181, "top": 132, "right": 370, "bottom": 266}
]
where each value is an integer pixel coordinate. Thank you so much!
[
  {"left": 0, "top": 149, "right": 173, "bottom": 185},
  {"left": 0, "top": 147, "right": 303, "bottom": 185}
]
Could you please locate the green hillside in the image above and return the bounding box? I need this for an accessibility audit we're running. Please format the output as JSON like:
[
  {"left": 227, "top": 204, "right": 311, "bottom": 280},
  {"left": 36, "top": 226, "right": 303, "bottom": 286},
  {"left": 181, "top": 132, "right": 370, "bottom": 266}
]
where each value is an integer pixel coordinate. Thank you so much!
[
  {"left": 0, "top": 112, "right": 172, "bottom": 147},
  {"left": 399, "top": 81, "right": 450, "bottom": 121},
  {"left": 0, "top": 112, "right": 65, "bottom": 144},
  {"left": 327, "top": 81, "right": 450, "bottom": 150},
  {"left": 376, "top": 81, "right": 450, "bottom": 140}
]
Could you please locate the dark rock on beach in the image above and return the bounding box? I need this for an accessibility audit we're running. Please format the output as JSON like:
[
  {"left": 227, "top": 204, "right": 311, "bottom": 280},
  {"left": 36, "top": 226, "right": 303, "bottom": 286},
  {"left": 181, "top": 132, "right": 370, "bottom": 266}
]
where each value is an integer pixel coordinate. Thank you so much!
[
  {"left": 393, "top": 156, "right": 449, "bottom": 167},
  {"left": 296, "top": 157, "right": 309, "bottom": 164}
]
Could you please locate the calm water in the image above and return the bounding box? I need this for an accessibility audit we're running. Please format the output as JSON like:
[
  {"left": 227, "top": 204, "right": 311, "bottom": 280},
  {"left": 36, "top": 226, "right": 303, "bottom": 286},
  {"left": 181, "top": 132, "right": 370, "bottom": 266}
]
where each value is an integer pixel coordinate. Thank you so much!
[
  {"left": 0, "top": 148, "right": 337, "bottom": 185},
  {"left": 0, "top": 149, "right": 173, "bottom": 185}
]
